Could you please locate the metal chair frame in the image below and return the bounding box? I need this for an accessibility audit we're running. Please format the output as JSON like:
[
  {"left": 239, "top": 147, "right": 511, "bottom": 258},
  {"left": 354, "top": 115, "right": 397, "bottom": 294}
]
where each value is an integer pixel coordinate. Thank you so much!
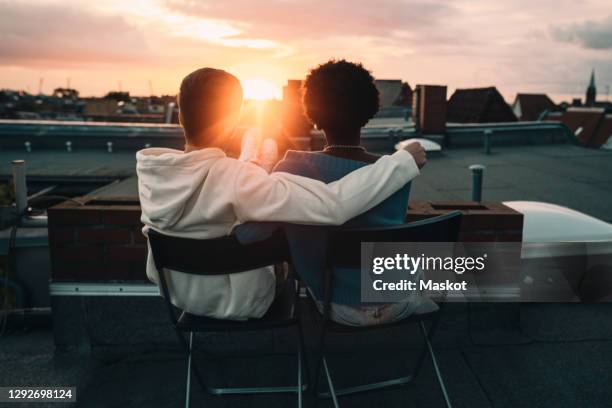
[
  {"left": 148, "top": 228, "right": 309, "bottom": 408},
  {"left": 311, "top": 211, "right": 463, "bottom": 408}
]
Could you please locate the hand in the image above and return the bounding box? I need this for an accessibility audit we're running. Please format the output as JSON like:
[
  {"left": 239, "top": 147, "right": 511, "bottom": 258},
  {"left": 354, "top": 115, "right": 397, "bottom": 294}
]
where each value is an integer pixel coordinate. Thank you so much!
[
  {"left": 403, "top": 142, "right": 427, "bottom": 169},
  {"left": 238, "top": 128, "right": 259, "bottom": 162},
  {"left": 258, "top": 138, "right": 279, "bottom": 173}
]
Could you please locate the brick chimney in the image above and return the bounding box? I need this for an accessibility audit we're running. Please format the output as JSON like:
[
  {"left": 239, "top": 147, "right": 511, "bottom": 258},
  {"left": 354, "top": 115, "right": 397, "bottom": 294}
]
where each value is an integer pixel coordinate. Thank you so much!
[
  {"left": 412, "top": 85, "right": 447, "bottom": 134},
  {"left": 282, "top": 79, "right": 312, "bottom": 142}
]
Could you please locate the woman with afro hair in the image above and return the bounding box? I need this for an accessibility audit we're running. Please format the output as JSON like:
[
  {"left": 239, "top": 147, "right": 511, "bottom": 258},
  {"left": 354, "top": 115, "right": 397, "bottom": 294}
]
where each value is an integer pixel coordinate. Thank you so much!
[{"left": 254, "top": 60, "right": 436, "bottom": 326}]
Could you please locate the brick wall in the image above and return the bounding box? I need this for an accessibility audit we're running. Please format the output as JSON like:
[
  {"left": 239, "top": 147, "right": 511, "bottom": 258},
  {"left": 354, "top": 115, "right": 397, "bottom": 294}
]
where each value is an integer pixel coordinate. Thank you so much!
[
  {"left": 47, "top": 198, "right": 523, "bottom": 283},
  {"left": 406, "top": 201, "right": 523, "bottom": 242},
  {"left": 48, "top": 197, "right": 147, "bottom": 282},
  {"left": 407, "top": 201, "right": 524, "bottom": 290}
]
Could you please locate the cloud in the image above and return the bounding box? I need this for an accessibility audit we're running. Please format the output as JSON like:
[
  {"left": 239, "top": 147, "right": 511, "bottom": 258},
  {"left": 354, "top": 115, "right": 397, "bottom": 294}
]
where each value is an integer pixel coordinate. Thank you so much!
[
  {"left": 0, "top": 1, "right": 151, "bottom": 66},
  {"left": 552, "top": 14, "right": 612, "bottom": 50},
  {"left": 2, "top": 0, "right": 610, "bottom": 100},
  {"left": 164, "top": 0, "right": 459, "bottom": 43}
]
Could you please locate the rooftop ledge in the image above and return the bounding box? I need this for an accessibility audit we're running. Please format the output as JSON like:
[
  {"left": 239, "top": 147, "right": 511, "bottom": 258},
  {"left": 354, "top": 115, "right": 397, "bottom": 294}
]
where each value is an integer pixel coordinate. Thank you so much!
[{"left": 46, "top": 197, "right": 523, "bottom": 283}]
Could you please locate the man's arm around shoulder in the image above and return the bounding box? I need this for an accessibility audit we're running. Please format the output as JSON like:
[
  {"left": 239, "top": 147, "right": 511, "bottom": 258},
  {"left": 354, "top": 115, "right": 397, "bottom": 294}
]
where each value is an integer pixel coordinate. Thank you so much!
[{"left": 231, "top": 143, "right": 426, "bottom": 225}]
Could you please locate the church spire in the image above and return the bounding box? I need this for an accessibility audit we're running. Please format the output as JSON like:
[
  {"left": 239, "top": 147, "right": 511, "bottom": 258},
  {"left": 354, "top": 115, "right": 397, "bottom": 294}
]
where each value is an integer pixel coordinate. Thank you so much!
[{"left": 586, "top": 69, "right": 596, "bottom": 106}]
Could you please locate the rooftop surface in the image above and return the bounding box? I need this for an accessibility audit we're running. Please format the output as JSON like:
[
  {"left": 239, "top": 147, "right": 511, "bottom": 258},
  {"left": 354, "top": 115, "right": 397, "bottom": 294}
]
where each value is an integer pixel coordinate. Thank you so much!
[
  {"left": 0, "top": 150, "right": 136, "bottom": 180},
  {"left": 2, "top": 302, "right": 612, "bottom": 407},
  {"left": 4, "top": 144, "right": 606, "bottom": 222},
  {"left": 0, "top": 124, "right": 610, "bottom": 407},
  {"left": 412, "top": 144, "right": 612, "bottom": 222}
]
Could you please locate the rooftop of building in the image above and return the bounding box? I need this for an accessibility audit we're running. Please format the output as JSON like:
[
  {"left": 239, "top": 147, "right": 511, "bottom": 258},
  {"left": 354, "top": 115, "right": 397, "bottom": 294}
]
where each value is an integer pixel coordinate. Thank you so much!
[
  {"left": 0, "top": 119, "right": 610, "bottom": 407},
  {"left": 0, "top": 143, "right": 609, "bottom": 223},
  {"left": 447, "top": 87, "right": 518, "bottom": 124},
  {"left": 3, "top": 302, "right": 612, "bottom": 407},
  {"left": 512, "top": 93, "right": 557, "bottom": 121}
]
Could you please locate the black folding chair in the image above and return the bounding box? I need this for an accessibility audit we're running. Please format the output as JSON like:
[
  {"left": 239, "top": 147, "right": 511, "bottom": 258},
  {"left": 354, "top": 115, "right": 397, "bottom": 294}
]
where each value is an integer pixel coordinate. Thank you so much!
[
  {"left": 312, "top": 211, "right": 462, "bottom": 408},
  {"left": 148, "top": 228, "right": 308, "bottom": 408}
]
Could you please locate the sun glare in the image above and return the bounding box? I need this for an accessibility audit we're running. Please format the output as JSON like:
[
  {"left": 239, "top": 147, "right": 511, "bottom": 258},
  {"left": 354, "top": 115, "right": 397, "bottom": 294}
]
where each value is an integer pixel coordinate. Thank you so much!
[{"left": 242, "top": 78, "right": 281, "bottom": 101}]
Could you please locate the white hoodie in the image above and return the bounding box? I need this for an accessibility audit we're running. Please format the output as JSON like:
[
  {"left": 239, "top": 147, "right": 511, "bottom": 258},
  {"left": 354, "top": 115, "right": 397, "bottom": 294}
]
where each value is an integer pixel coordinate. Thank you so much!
[{"left": 137, "top": 146, "right": 419, "bottom": 319}]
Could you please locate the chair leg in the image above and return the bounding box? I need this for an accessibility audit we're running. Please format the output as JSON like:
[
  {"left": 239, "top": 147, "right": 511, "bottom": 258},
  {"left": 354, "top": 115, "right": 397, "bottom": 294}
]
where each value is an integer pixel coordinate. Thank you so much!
[
  {"left": 322, "top": 357, "right": 340, "bottom": 408},
  {"left": 312, "top": 340, "right": 324, "bottom": 396},
  {"left": 297, "top": 322, "right": 310, "bottom": 408},
  {"left": 413, "top": 315, "right": 442, "bottom": 378},
  {"left": 194, "top": 323, "right": 307, "bottom": 397},
  {"left": 314, "top": 321, "right": 413, "bottom": 401},
  {"left": 419, "top": 321, "right": 452, "bottom": 408},
  {"left": 297, "top": 336, "right": 303, "bottom": 408},
  {"left": 185, "top": 331, "right": 194, "bottom": 408},
  {"left": 316, "top": 317, "right": 445, "bottom": 401}
]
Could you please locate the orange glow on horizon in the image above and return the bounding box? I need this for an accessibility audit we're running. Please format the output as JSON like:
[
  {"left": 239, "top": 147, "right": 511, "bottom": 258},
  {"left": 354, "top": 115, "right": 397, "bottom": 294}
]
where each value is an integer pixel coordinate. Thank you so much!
[{"left": 242, "top": 78, "right": 281, "bottom": 101}]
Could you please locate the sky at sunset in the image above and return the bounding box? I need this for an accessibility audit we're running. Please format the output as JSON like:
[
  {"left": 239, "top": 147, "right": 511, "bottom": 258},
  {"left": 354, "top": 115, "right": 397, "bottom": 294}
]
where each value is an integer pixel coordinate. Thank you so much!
[{"left": 1, "top": 0, "right": 611, "bottom": 102}]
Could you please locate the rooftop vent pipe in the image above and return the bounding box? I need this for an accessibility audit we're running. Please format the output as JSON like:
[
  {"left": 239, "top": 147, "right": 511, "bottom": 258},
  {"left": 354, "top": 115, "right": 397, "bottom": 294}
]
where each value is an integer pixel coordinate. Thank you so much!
[
  {"left": 469, "top": 164, "right": 486, "bottom": 202},
  {"left": 12, "top": 160, "right": 27, "bottom": 215},
  {"left": 165, "top": 102, "right": 176, "bottom": 124},
  {"left": 11, "top": 160, "right": 48, "bottom": 228},
  {"left": 483, "top": 129, "right": 492, "bottom": 155}
]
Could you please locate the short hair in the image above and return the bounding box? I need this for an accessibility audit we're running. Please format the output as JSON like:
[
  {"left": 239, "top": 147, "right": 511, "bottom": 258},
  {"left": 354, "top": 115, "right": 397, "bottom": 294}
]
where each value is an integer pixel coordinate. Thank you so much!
[
  {"left": 178, "top": 68, "right": 243, "bottom": 144},
  {"left": 302, "top": 60, "right": 379, "bottom": 132}
]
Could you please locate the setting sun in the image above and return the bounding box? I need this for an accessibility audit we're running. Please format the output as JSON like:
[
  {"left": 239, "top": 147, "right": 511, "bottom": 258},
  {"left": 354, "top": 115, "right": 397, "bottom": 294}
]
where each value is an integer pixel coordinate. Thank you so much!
[{"left": 242, "top": 78, "right": 281, "bottom": 101}]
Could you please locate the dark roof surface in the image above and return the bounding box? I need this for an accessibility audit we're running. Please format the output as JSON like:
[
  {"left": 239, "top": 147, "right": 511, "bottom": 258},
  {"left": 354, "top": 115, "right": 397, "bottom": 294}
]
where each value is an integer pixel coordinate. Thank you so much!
[
  {"left": 558, "top": 108, "right": 610, "bottom": 148},
  {"left": 513, "top": 93, "right": 557, "bottom": 121},
  {"left": 6, "top": 144, "right": 606, "bottom": 223},
  {"left": 594, "top": 115, "right": 612, "bottom": 147},
  {"left": 3, "top": 301, "right": 612, "bottom": 407},
  {"left": 0, "top": 150, "right": 135, "bottom": 180},
  {"left": 447, "top": 87, "right": 517, "bottom": 123},
  {"left": 411, "top": 144, "right": 612, "bottom": 222},
  {"left": 374, "top": 79, "right": 403, "bottom": 107}
]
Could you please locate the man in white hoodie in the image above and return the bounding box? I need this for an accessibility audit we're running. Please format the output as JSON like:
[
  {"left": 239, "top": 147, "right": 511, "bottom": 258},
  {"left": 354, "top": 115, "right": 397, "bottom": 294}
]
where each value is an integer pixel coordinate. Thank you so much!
[{"left": 137, "top": 67, "right": 426, "bottom": 320}]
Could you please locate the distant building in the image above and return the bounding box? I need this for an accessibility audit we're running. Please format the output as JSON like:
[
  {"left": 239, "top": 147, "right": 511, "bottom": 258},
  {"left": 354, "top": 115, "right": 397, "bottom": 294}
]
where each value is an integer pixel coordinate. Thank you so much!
[
  {"left": 586, "top": 70, "right": 596, "bottom": 107},
  {"left": 578, "top": 70, "right": 612, "bottom": 110},
  {"left": 556, "top": 107, "right": 612, "bottom": 148},
  {"left": 447, "top": 87, "right": 517, "bottom": 123},
  {"left": 0, "top": 89, "right": 83, "bottom": 119},
  {"left": 374, "top": 80, "right": 412, "bottom": 108},
  {"left": 412, "top": 84, "right": 447, "bottom": 134},
  {"left": 512, "top": 93, "right": 557, "bottom": 121},
  {"left": 281, "top": 80, "right": 312, "bottom": 142},
  {"left": 52, "top": 88, "right": 79, "bottom": 100},
  {"left": 283, "top": 80, "right": 303, "bottom": 104},
  {"left": 83, "top": 99, "right": 119, "bottom": 116}
]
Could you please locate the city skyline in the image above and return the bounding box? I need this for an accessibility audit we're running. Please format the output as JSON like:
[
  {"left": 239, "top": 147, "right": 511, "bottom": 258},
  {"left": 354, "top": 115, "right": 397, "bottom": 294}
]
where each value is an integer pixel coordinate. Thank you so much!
[{"left": 1, "top": 0, "right": 612, "bottom": 102}]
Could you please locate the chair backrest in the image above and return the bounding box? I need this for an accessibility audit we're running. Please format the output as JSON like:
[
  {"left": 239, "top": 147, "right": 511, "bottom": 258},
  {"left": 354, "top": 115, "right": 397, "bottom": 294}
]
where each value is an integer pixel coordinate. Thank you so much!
[
  {"left": 327, "top": 210, "right": 463, "bottom": 270},
  {"left": 148, "top": 228, "right": 289, "bottom": 275},
  {"left": 147, "top": 228, "right": 289, "bottom": 323},
  {"left": 318, "top": 210, "right": 463, "bottom": 326}
]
